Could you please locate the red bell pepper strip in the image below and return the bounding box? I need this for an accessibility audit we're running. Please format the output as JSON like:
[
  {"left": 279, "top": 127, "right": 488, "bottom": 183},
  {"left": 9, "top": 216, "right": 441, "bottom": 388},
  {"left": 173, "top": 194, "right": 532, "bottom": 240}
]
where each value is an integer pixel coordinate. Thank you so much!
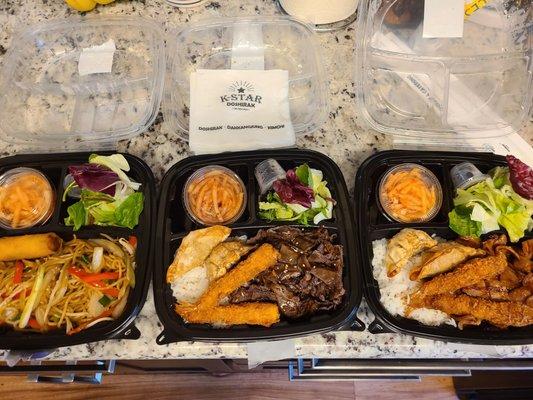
[
  {"left": 90, "top": 281, "right": 120, "bottom": 298},
  {"left": 28, "top": 318, "right": 41, "bottom": 330},
  {"left": 68, "top": 266, "right": 119, "bottom": 282},
  {"left": 128, "top": 236, "right": 137, "bottom": 249},
  {"left": 68, "top": 266, "right": 120, "bottom": 297},
  {"left": 13, "top": 261, "right": 24, "bottom": 284}
]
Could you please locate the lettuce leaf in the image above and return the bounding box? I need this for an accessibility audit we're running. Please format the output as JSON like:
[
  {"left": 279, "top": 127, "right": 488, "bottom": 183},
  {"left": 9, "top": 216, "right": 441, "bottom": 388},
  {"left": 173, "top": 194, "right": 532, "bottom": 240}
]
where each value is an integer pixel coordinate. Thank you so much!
[
  {"left": 260, "top": 164, "right": 335, "bottom": 225},
  {"left": 450, "top": 175, "right": 533, "bottom": 242},
  {"left": 65, "top": 201, "right": 88, "bottom": 231},
  {"left": 68, "top": 164, "right": 119, "bottom": 196},
  {"left": 449, "top": 205, "right": 482, "bottom": 237},
  {"left": 89, "top": 154, "right": 140, "bottom": 191},
  {"left": 65, "top": 190, "right": 144, "bottom": 230},
  {"left": 114, "top": 192, "right": 144, "bottom": 229}
]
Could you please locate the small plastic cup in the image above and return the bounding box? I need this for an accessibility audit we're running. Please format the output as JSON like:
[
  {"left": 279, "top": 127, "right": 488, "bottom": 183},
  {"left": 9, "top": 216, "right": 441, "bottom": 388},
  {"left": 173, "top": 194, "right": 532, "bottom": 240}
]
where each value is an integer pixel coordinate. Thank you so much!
[
  {"left": 378, "top": 163, "right": 443, "bottom": 223},
  {"left": 63, "top": 174, "right": 82, "bottom": 199},
  {"left": 0, "top": 167, "right": 55, "bottom": 229},
  {"left": 450, "top": 162, "right": 490, "bottom": 190},
  {"left": 255, "top": 159, "right": 286, "bottom": 195},
  {"left": 183, "top": 165, "right": 246, "bottom": 226}
]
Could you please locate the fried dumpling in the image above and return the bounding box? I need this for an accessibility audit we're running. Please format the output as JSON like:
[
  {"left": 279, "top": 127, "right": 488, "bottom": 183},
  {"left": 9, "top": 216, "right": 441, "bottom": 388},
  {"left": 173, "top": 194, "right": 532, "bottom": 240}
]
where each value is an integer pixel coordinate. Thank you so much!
[
  {"left": 409, "top": 242, "right": 486, "bottom": 281},
  {"left": 204, "top": 241, "right": 254, "bottom": 281},
  {"left": 166, "top": 225, "right": 231, "bottom": 283},
  {"left": 385, "top": 228, "right": 437, "bottom": 277}
]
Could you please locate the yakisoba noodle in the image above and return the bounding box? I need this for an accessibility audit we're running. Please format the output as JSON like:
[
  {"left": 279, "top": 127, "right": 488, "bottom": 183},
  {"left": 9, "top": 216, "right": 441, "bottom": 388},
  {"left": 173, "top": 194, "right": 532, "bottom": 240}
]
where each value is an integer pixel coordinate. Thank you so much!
[{"left": 0, "top": 236, "right": 135, "bottom": 334}]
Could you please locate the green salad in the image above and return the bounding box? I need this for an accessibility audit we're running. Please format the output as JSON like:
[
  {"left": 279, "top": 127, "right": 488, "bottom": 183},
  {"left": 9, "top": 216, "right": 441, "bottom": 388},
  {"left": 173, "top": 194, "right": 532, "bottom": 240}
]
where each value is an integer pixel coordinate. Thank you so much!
[
  {"left": 63, "top": 154, "right": 144, "bottom": 231},
  {"left": 449, "top": 163, "right": 533, "bottom": 242},
  {"left": 258, "top": 163, "right": 335, "bottom": 225}
]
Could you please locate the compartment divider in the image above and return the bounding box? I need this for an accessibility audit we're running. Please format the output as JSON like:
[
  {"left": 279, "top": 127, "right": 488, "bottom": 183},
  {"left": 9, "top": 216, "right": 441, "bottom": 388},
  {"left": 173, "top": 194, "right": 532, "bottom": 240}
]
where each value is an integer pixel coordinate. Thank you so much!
[
  {"left": 247, "top": 163, "right": 257, "bottom": 224},
  {"left": 442, "top": 161, "right": 457, "bottom": 214}
]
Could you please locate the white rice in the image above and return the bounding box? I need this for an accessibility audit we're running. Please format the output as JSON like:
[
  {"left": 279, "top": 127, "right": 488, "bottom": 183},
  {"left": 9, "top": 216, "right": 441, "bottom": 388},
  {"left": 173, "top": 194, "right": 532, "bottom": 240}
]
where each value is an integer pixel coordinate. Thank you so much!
[
  {"left": 371, "top": 238, "right": 456, "bottom": 327},
  {"left": 171, "top": 266, "right": 209, "bottom": 304}
]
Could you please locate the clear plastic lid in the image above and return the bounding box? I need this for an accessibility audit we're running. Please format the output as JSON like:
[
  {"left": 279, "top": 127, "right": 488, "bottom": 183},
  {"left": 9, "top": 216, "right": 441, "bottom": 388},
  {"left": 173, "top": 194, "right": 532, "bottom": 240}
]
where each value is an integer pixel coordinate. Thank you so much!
[
  {"left": 354, "top": 0, "right": 532, "bottom": 141},
  {"left": 0, "top": 16, "right": 165, "bottom": 149},
  {"left": 163, "top": 16, "right": 328, "bottom": 138}
]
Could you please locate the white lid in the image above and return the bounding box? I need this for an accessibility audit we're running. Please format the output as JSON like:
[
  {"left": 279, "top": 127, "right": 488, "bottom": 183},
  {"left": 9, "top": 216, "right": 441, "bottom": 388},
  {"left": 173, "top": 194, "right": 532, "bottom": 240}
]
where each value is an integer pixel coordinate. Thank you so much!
[
  {"left": 354, "top": 0, "right": 532, "bottom": 141},
  {"left": 163, "top": 16, "right": 328, "bottom": 139},
  {"left": 0, "top": 16, "right": 166, "bottom": 150}
]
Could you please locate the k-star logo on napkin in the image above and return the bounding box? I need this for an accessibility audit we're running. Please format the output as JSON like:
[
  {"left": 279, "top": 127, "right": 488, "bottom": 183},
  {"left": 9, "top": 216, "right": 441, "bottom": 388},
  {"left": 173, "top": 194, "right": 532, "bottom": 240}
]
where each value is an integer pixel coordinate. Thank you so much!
[
  {"left": 220, "top": 81, "right": 263, "bottom": 110},
  {"left": 189, "top": 69, "right": 295, "bottom": 155}
]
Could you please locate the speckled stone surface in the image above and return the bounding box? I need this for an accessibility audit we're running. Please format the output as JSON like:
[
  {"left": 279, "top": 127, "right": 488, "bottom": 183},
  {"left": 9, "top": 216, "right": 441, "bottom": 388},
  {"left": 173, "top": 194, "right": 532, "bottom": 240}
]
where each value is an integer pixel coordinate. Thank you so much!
[{"left": 0, "top": 0, "right": 532, "bottom": 362}]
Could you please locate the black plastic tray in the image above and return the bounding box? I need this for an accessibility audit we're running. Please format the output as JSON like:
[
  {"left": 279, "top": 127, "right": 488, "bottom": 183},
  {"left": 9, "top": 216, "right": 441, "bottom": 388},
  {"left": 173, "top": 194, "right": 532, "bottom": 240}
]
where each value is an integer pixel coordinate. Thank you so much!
[
  {"left": 0, "top": 152, "right": 155, "bottom": 350},
  {"left": 154, "top": 149, "right": 364, "bottom": 344},
  {"left": 355, "top": 150, "right": 533, "bottom": 345}
]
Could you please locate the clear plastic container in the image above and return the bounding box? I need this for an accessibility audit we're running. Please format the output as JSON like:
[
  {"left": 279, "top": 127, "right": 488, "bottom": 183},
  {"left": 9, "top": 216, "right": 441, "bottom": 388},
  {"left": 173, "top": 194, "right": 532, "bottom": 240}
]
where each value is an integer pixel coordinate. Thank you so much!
[
  {"left": 0, "top": 168, "right": 55, "bottom": 229},
  {"left": 0, "top": 16, "right": 166, "bottom": 148},
  {"left": 378, "top": 163, "right": 443, "bottom": 223},
  {"left": 354, "top": 0, "right": 532, "bottom": 141},
  {"left": 183, "top": 165, "right": 247, "bottom": 226},
  {"left": 164, "top": 16, "right": 327, "bottom": 139}
]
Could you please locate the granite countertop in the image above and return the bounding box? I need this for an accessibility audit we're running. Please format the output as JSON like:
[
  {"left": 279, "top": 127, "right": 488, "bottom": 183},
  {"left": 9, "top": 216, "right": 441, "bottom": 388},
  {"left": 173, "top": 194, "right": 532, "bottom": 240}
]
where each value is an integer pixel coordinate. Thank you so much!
[{"left": 0, "top": 0, "right": 532, "bottom": 362}]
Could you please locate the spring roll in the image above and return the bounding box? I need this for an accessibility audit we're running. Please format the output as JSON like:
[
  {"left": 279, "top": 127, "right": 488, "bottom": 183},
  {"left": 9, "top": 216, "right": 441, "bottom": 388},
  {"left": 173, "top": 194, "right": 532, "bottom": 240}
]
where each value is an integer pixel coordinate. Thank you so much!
[{"left": 0, "top": 233, "right": 62, "bottom": 261}]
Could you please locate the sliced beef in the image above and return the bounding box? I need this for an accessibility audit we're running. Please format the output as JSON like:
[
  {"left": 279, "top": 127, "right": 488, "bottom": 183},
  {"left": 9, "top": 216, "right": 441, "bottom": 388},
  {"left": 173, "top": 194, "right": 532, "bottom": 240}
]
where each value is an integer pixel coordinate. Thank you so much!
[{"left": 229, "top": 226, "right": 345, "bottom": 319}]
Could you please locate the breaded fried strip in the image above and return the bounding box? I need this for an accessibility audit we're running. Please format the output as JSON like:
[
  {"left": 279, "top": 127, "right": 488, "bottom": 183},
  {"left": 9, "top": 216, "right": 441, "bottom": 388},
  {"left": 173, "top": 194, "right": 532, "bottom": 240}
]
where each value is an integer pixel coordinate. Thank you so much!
[
  {"left": 428, "top": 294, "right": 533, "bottom": 328},
  {"left": 175, "top": 303, "right": 280, "bottom": 327},
  {"left": 196, "top": 243, "right": 280, "bottom": 308},
  {"left": 410, "top": 254, "right": 507, "bottom": 306}
]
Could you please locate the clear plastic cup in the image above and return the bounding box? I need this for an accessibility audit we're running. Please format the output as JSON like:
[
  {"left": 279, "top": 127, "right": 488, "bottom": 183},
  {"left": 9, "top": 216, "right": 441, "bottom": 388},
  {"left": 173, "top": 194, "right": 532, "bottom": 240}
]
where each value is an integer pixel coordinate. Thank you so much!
[
  {"left": 183, "top": 166, "right": 247, "bottom": 226},
  {"left": 0, "top": 168, "right": 55, "bottom": 229},
  {"left": 255, "top": 159, "right": 286, "bottom": 195},
  {"left": 63, "top": 174, "right": 82, "bottom": 199},
  {"left": 450, "top": 162, "right": 490, "bottom": 190},
  {"left": 378, "top": 163, "right": 443, "bottom": 223}
]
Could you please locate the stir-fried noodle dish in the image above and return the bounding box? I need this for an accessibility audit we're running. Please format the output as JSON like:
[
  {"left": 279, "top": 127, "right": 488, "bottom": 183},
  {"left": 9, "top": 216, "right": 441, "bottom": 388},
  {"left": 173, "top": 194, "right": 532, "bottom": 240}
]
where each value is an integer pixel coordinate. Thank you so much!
[{"left": 0, "top": 234, "right": 136, "bottom": 334}]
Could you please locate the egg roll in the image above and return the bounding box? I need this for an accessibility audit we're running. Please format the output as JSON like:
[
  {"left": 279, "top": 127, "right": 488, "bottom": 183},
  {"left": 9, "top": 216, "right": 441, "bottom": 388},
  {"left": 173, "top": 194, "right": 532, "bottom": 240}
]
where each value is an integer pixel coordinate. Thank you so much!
[{"left": 0, "top": 233, "right": 62, "bottom": 261}]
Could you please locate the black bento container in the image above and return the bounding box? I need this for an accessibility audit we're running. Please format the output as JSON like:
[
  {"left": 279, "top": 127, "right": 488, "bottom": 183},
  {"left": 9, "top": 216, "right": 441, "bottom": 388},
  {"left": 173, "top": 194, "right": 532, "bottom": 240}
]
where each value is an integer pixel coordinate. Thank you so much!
[
  {"left": 154, "top": 149, "right": 364, "bottom": 344},
  {"left": 355, "top": 150, "right": 533, "bottom": 345},
  {"left": 0, "top": 152, "right": 155, "bottom": 350}
]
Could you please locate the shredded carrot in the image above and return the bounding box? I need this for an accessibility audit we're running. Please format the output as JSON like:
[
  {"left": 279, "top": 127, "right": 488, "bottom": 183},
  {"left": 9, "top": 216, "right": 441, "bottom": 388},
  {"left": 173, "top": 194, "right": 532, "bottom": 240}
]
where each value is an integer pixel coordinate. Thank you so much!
[
  {"left": 0, "top": 171, "right": 53, "bottom": 228},
  {"left": 187, "top": 169, "right": 244, "bottom": 224},
  {"left": 382, "top": 168, "right": 440, "bottom": 222}
]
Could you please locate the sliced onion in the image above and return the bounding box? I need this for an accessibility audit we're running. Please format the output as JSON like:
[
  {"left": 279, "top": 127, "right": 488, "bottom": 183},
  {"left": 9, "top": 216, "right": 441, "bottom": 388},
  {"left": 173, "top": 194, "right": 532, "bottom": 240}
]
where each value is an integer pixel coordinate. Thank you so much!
[
  {"left": 118, "top": 238, "right": 135, "bottom": 256},
  {"left": 85, "top": 317, "right": 114, "bottom": 329},
  {"left": 111, "top": 290, "right": 128, "bottom": 319},
  {"left": 35, "top": 306, "right": 46, "bottom": 328},
  {"left": 88, "top": 238, "right": 124, "bottom": 258},
  {"left": 91, "top": 247, "right": 104, "bottom": 272},
  {"left": 88, "top": 292, "right": 105, "bottom": 318}
]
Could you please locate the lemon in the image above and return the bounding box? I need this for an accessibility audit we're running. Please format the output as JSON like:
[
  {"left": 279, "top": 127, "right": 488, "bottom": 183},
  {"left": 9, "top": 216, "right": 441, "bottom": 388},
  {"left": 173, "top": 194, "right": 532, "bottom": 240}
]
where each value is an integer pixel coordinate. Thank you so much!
[{"left": 65, "top": 0, "right": 97, "bottom": 11}]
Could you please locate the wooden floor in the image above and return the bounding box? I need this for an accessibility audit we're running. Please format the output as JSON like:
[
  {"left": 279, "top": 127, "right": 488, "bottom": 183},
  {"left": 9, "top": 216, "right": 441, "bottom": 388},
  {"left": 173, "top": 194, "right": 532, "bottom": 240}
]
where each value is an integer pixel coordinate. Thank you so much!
[{"left": 0, "top": 371, "right": 458, "bottom": 400}]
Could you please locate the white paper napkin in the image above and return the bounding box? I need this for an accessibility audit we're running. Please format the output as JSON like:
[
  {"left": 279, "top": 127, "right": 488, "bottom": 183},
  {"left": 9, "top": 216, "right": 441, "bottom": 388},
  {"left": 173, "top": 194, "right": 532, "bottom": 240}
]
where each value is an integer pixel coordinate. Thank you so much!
[{"left": 189, "top": 69, "right": 295, "bottom": 154}]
